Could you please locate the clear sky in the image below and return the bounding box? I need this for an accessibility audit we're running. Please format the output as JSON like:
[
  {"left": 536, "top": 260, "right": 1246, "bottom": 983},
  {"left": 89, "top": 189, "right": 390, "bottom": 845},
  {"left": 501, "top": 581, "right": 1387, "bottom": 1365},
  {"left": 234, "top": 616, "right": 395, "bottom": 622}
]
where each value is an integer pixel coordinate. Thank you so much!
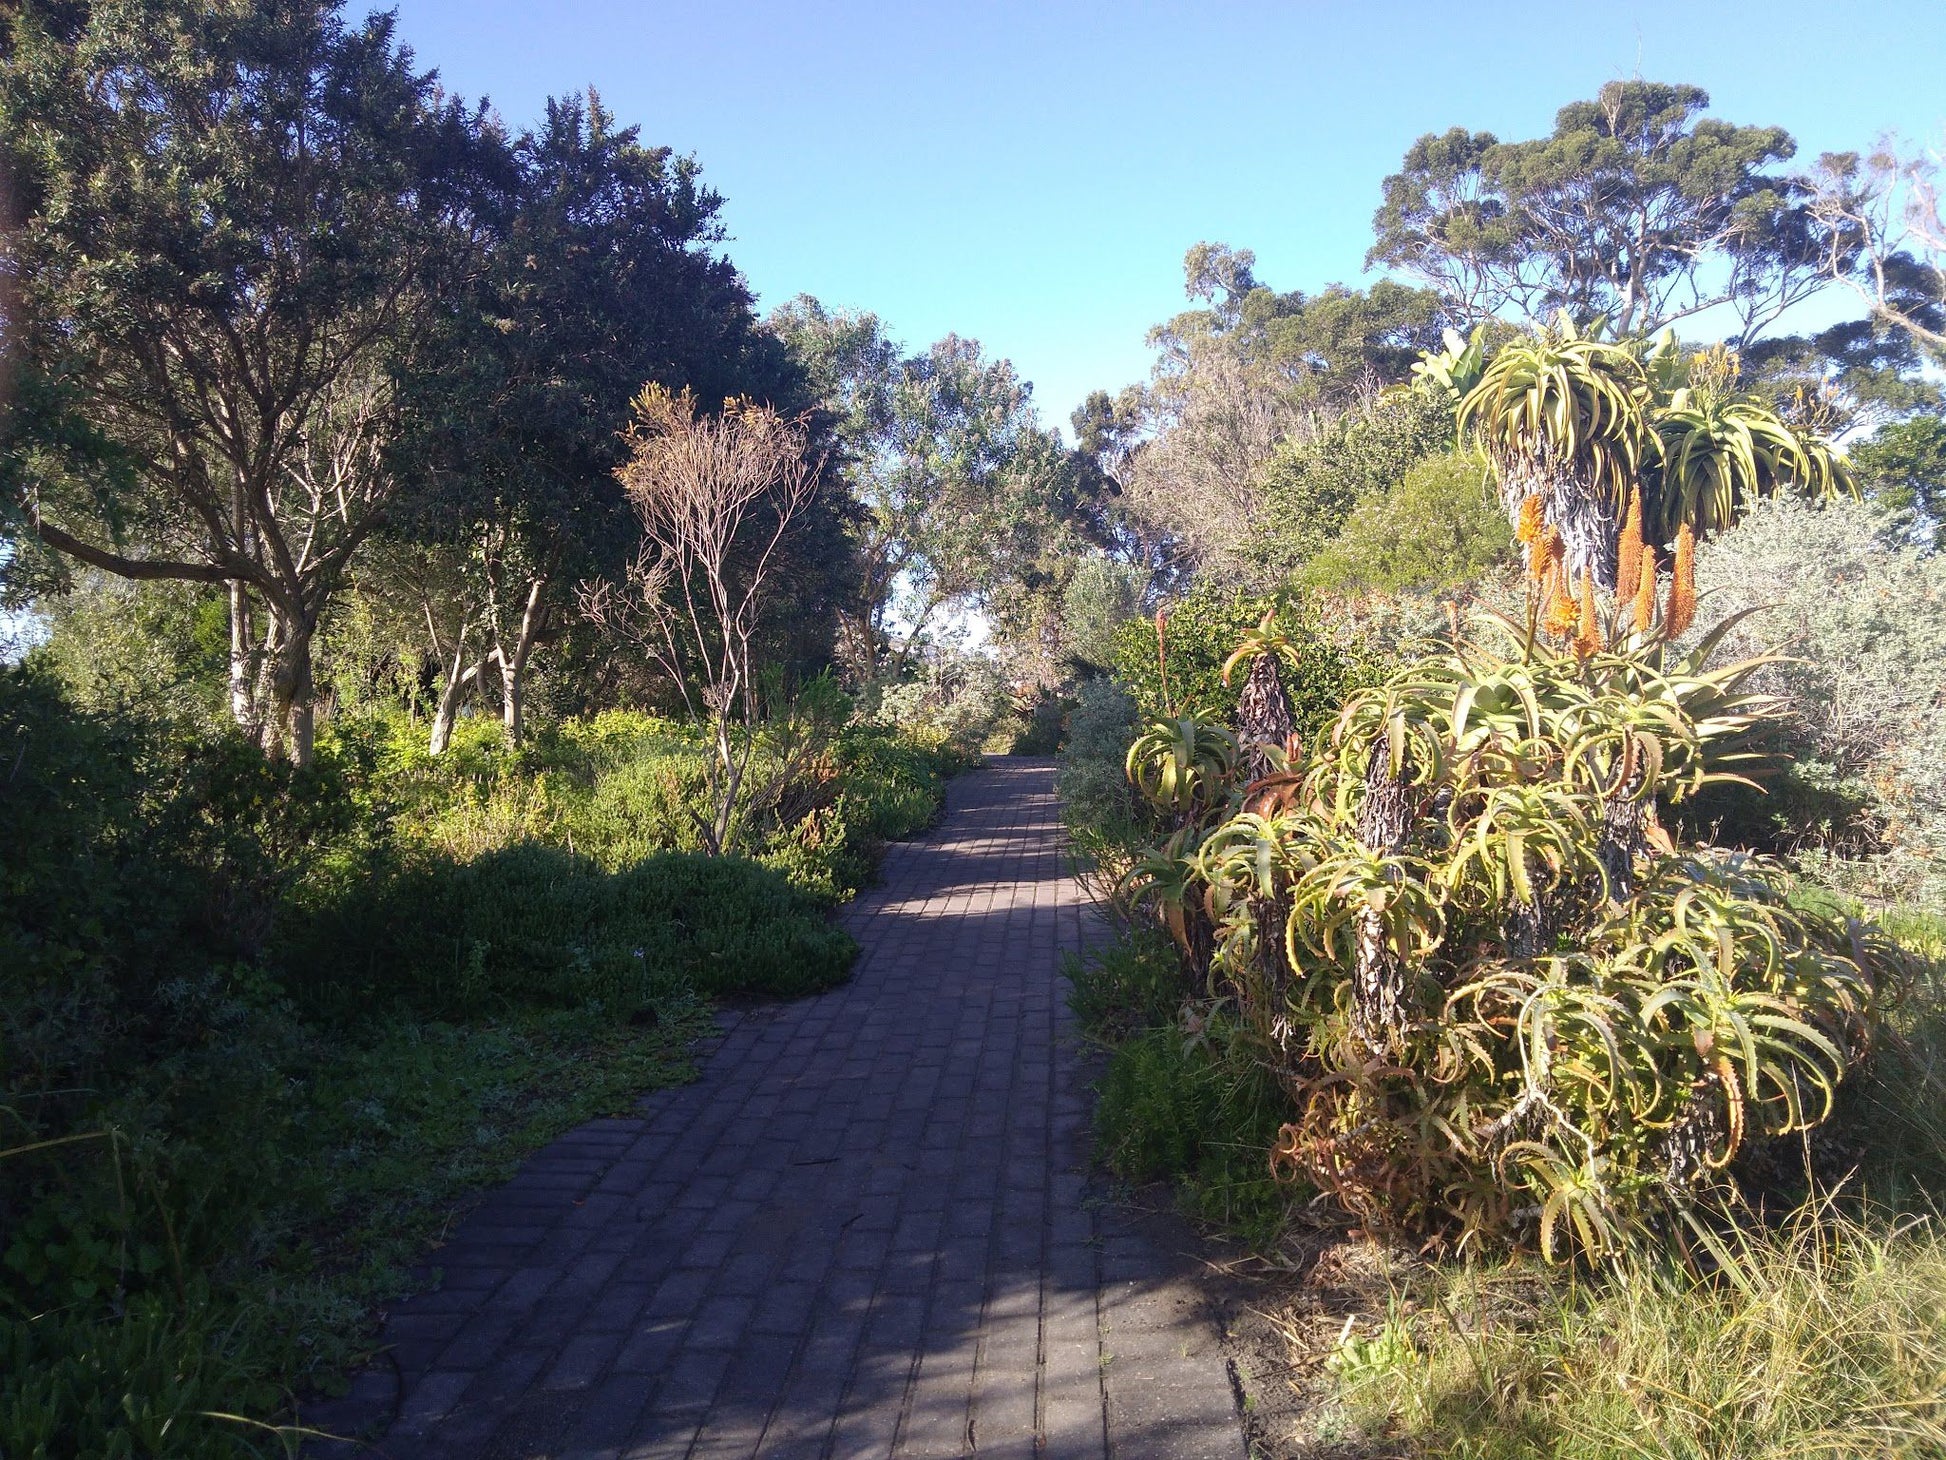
[{"left": 385, "top": 0, "right": 1946, "bottom": 433}]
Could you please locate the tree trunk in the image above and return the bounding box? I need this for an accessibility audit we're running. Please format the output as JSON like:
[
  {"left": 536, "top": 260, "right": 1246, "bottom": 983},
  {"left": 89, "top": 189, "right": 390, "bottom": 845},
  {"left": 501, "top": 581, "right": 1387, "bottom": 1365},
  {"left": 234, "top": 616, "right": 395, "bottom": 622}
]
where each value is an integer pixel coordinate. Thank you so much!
[
  {"left": 1236, "top": 651, "right": 1294, "bottom": 782},
  {"left": 1597, "top": 768, "right": 1650, "bottom": 903},
  {"left": 1506, "top": 465, "right": 1619, "bottom": 592},
  {"left": 228, "top": 580, "right": 260, "bottom": 738},
  {"left": 1548, "top": 479, "right": 1618, "bottom": 592},
  {"left": 257, "top": 609, "right": 316, "bottom": 766},
  {"left": 429, "top": 639, "right": 487, "bottom": 756},
  {"left": 496, "top": 578, "right": 549, "bottom": 749}
]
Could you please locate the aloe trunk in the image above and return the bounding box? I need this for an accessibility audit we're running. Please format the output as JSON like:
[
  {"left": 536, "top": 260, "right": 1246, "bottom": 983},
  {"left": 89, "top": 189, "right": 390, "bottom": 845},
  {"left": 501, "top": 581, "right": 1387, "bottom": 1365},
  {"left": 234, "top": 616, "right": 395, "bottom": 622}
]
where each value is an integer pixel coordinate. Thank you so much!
[
  {"left": 1235, "top": 651, "right": 1293, "bottom": 782},
  {"left": 1351, "top": 741, "right": 1415, "bottom": 1054}
]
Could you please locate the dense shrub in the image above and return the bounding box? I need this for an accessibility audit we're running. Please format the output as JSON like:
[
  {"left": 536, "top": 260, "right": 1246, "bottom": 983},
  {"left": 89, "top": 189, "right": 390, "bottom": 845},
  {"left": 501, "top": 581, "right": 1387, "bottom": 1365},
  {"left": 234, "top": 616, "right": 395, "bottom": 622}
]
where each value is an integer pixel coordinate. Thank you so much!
[
  {"left": 1687, "top": 496, "right": 1946, "bottom": 903},
  {"left": 1107, "top": 585, "right": 1371, "bottom": 729},
  {"left": 1064, "top": 926, "right": 1187, "bottom": 1042},
  {"left": 283, "top": 845, "right": 857, "bottom": 1020},
  {"left": 1094, "top": 1024, "right": 1293, "bottom": 1244},
  {"left": 32, "top": 572, "right": 229, "bottom": 730},
  {"left": 1007, "top": 686, "right": 1071, "bottom": 754},
  {"left": 1124, "top": 618, "right": 1910, "bottom": 1260},
  {"left": 1250, "top": 385, "right": 1455, "bottom": 579},
  {"left": 1058, "top": 678, "right": 1144, "bottom": 859},
  {"left": 1061, "top": 557, "right": 1146, "bottom": 669},
  {"left": 866, "top": 652, "right": 1010, "bottom": 756},
  {"left": 1298, "top": 449, "right": 1513, "bottom": 597}
]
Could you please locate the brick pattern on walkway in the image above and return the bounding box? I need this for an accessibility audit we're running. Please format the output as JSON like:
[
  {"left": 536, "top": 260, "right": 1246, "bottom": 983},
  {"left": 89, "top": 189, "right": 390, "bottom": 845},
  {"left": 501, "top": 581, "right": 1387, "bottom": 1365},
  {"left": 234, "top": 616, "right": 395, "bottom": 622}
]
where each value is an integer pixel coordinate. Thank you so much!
[{"left": 309, "top": 758, "right": 1244, "bottom": 1459}]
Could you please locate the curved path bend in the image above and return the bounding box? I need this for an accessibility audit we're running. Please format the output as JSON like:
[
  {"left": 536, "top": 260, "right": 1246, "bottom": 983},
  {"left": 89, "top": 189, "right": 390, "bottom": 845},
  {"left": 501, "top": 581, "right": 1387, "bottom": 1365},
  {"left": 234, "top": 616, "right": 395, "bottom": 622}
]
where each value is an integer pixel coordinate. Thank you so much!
[{"left": 313, "top": 758, "right": 1245, "bottom": 1460}]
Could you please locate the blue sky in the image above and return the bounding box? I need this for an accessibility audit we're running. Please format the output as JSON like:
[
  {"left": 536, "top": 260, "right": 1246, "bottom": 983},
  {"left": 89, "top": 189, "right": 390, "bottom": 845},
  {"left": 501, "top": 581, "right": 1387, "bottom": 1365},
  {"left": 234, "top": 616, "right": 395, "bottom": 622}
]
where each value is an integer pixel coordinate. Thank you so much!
[{"left": 388, "top": 0, "right": 1946, "bottom": 432}]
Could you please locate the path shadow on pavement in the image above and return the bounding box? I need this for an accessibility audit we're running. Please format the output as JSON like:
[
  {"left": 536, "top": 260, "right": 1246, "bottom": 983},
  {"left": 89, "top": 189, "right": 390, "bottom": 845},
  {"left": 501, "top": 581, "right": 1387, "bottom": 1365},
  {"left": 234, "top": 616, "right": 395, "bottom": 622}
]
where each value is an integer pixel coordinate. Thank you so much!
[{"left": 306, "top": 759, "right": 1244, "bottom": 1460}]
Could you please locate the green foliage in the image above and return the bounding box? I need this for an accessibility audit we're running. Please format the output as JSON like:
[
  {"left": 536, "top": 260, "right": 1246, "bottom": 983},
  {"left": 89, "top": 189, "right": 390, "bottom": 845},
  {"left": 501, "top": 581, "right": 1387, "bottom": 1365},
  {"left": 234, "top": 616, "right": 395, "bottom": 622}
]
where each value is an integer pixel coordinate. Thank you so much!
[
  {"left": 284, "top": 845, "right": 856, "bottom": 1020},
  {"left": 1005, "top": 689, "right": 1072, "bottom": 755},
  {"left": 2, "top": 0, "right": 486, "bottom": 760},
  {"left": 1851, "top": 412, "right": 1946, "bottom": 546},
  {"left": 1151, "top": 247, "right": 1448, "bottom": 410},
  {"left": 1299, "top": 450, "right": 1513, "bottom": 597},
  {"left": 866, "top": 653, "right": 1010, "bottom": 756},
  {"left": 2, "top": 1005, "right": 705, "bottom": 1459},
  {"left": 1251, "top": 386, "right": 1456, "bottom": 578},
  {"left": 1371, "top": 80, "right": 1807, "bottom": 340},
  {"left": 0, "top": 668, "right": 960, "bottom": 1453},
  {"left": 1107, "top": 586, "right": 1371, "bottom": 731},
  {"left": 1065, "top": 928, "right": 1187, "bottom": 1043},
  {"left": 769, "top": 295, "right": 1089, "bottom": 664},
  {"left": 1061, "top": 557, "right": 1146, "bottom": 669},
  {"left": 1688, "top": 496, "right": 1946, "bottom": 905},
  {"left": 1457, "top": 321, "right": 1653, "bottom": 518},
  {"left": 1093, "top": 1024, "right": 1293, "bottom": 1245},
  {"left": 1650, "top": 347, "right": 1852, "bottom": 541},
  {"left": 1058, "top": 678, "right": 1146, "bottom": 862},
  {"left": 32, "top": 574, "right": 229, "bottom": 729}
]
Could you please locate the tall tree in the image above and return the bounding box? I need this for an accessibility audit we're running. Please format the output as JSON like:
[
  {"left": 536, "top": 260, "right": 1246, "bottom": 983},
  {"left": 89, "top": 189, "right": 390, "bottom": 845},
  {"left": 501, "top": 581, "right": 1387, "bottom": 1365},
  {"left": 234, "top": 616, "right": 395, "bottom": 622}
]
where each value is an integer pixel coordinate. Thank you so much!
[
  {"left": 1149, "top": 243, "right": 1448, "bottom": 406},
  {"left": 392, "top": 92, "right": 819, "bottom": 750},
  {"left": 1371, "top": 81, "right": 1823, "bottom": 342},
  {"left": 1108, "top": 245, "right": 1447, "bottom": 582},
  {"left": 768, "top": 296, "right": 1074, "bottom": 678},
  {"left": 1, "top": 0, "right": 483, "bottom": 762},
  {"left": 1805, "top": 138, "right": 1946, "bottom": 364}
]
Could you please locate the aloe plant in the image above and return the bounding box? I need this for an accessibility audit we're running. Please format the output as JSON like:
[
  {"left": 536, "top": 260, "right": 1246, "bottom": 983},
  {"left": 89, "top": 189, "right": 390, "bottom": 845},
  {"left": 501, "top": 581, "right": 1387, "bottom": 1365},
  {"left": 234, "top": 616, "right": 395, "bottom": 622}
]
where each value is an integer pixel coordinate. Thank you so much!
[
  {"left": 1142, "top": 612, "right": 1908, "bottom": 1262},
  {"left": 1451, "top": 326, "right": 1852, "bottom": 625},
  {"left": 1457, "top": 315, "right": 1653, "bottom": 590},
  {"left": 1650, "top": 346, "right": 1852, "bottom": 542}
]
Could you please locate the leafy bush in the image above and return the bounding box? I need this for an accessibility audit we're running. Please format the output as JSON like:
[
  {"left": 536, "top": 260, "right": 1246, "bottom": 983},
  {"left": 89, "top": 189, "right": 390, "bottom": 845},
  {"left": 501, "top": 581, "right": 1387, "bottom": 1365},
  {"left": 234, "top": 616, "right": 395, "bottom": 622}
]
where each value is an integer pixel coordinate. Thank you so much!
[
  {"left": 867, "top": 652, "right": 1010, "bottom": 757},
  {"left": 283, "top": 844, "right": 858, "bottom": 1020},
  {"left": 1298, "top": 449, "right": 1513, "bottom": 597},
  {"left": 32, "top": 571, "right": 229, "bottom": 730},
  {"left": 1065, "top": 927, "right": 1186, "bottom": 1042},
  {"left": 1061, "top": 556, "right": 1146, "bottom": 669},
  {"left": 1688, "top": 495, "right": 1946, "bottom": 904},
  {"left": 1107, "top": 585, "right": 1371, "bottom": 729},
  {"left": 1007, "top": 686, "right": 1071, "bottom": 754},
  {"left": 1094, "top": 1024, "right": 1293, "bottom": 1244},
  {"left": 1251, "top": 384, "right": 1456, "bottom": 578},
  {"left": 1059, "top": 678, "right": 1143, "bottom": 841}
]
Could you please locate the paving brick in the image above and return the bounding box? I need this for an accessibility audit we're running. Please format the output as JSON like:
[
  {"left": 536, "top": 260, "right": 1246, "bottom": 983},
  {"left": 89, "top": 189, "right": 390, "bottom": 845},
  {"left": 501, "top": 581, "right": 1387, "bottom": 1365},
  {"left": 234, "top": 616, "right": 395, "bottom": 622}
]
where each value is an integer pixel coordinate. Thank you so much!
[{"left": 317, "top": 762, "right": 1245, "bottom": 1460}]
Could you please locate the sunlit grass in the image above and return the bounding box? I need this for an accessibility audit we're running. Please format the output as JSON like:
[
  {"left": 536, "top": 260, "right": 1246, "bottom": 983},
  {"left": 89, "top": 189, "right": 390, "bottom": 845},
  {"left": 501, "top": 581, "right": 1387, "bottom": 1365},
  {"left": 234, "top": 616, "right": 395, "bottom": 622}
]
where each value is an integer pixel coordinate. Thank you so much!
[{"left": 1320, "top": 1203, "right": 1946, "bottom": 1459}]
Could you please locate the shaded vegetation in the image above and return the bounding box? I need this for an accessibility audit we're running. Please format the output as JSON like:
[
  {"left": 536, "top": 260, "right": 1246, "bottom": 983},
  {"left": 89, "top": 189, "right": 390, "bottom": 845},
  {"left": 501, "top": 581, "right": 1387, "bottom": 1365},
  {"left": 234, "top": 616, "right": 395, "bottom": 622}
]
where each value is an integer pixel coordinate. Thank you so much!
[{"left": 0, "top": 665, "right": 968, "bottom": 1454}]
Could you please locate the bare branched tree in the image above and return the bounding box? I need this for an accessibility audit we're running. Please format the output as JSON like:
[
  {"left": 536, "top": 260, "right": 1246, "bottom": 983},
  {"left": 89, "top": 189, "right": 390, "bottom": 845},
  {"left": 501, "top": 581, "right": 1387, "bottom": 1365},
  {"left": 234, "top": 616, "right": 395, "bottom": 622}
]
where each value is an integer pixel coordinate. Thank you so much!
[
  {"left": 583, "top": 386, "right": 826, "bottom": 854},
  {"left": 1807, "top": 137, "right": 1946, "bottom": 361},
  {"left": 1119, "top": 351, "right": 1301, "bottom": 582}
]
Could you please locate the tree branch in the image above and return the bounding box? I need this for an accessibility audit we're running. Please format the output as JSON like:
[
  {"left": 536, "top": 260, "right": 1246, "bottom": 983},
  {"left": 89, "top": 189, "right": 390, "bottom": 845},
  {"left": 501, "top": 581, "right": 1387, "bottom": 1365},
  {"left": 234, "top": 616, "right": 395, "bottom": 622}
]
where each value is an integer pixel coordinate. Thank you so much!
[{"left": 30, "top": 516, "right": 231, "bottom": 583}]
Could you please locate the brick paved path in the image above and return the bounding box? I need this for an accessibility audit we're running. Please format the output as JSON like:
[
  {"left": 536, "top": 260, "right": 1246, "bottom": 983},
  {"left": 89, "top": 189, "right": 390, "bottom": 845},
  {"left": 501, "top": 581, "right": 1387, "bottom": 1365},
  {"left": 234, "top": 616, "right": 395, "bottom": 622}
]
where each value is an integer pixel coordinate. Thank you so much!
[{"left": 312, "top": 758, "right": 1244, "bottom": 1459}]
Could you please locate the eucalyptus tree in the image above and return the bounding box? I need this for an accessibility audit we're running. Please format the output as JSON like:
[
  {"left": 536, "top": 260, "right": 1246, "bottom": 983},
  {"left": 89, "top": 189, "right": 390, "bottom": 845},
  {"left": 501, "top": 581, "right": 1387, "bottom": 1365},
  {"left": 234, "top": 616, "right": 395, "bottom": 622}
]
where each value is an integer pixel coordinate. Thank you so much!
[
  {"left": 1372, "top": 81, "right": 1825, "bottom": 343},
  {"left": 1805, "top": 139, "right": 1946, "bottom": 364},
  {"left": 1, "top": 0, "right": 485, "bottom": 763},
  {"left": 768, "top": 296, "right": 1076, "bottom": 678},
  {"left": 1110, "top": 245, "right": 1448, "bottom": 582}
]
